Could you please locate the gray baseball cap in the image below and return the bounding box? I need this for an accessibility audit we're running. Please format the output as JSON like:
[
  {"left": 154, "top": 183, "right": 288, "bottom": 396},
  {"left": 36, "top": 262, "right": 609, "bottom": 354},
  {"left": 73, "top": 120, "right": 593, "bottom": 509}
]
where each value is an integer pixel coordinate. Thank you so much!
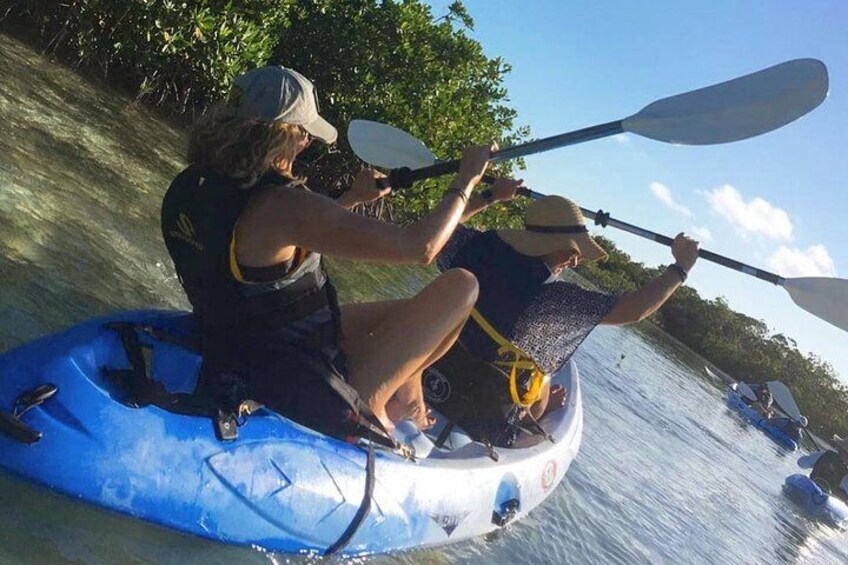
[{"left": 229, "top": 66, "right": 337, "bottom": 144}]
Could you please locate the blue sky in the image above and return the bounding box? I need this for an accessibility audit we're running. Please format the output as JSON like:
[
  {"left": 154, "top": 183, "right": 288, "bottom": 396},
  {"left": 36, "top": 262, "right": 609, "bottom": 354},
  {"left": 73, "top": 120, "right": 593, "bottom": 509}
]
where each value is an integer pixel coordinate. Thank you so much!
[{"left": 427, "top": 0, "right": 848, "bottom": 381}]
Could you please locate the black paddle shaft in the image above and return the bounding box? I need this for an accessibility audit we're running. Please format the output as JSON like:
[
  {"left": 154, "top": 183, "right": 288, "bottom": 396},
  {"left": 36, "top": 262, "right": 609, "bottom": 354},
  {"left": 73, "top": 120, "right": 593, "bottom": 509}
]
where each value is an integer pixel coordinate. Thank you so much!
[
  {"left": 377, "top": 120, "right": 624, "bottom": 189},
  {"left": 513, "top": 187, "right": 785, "bottom": 285},
  {"left": 581, "top": 207, "right": 786, "bottom": 285}
]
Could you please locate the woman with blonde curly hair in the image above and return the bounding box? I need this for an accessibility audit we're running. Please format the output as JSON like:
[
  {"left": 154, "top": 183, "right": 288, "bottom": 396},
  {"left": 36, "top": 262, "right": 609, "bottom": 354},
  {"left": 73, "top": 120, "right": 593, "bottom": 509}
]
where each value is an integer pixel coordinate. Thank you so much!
[{"left": 161, "top": 66, "right": 490, "bottom": 439}]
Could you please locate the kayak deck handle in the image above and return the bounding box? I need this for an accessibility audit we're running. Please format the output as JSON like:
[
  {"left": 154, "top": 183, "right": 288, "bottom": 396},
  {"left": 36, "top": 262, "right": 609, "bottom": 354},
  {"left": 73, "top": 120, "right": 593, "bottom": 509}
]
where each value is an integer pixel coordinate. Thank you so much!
[
  {"left": 0, "top": 383, "right": 58, "bottom": 445},
  {"left": 491, "top": 498, "right": 521, "bottom": 528}
]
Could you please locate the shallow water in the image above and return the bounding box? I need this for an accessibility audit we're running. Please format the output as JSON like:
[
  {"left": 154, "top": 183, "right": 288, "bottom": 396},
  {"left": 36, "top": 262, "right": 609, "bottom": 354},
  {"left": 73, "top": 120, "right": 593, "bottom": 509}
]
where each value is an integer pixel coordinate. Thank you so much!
[{"left": 1, "top": 33, "right": 848, "bottom": 564}]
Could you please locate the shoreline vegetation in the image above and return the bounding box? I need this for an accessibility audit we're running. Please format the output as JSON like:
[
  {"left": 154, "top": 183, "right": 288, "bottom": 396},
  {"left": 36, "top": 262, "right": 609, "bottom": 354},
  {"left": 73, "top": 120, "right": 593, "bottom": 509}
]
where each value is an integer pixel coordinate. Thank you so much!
[{"left": 3, "top": 0, "right": 845, "bottom": 442}]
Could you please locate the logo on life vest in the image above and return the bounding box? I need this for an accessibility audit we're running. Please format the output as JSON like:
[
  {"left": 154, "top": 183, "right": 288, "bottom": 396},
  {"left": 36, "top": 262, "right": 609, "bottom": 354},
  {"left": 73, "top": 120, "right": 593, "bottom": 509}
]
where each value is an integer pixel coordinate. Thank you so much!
[
  {"left": 541, "top": 460, "right": 557, "bottom": 490},
  {"left": 177, "top": 213, "right": 195, "bottom": 237},
  {"left": 423, "top": 367, "right": 451, "bottom": 404},
  {"left": 169, "top": 212, "right": 204, "bottom": 251}
]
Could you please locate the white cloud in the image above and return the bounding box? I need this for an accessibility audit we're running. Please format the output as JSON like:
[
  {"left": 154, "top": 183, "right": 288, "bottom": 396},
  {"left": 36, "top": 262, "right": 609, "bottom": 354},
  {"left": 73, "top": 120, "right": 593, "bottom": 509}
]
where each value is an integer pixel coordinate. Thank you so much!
[
  {"left": 613, "top": 134, "right": 630, "bottom": 144},
  {"left": 689, "top": 226, "right": 713, "bottom": 241},
  {"left": 706, "top": 184, "right": 793, "bottom": 241},
  {"left": 650, "top": 182, "right": 692, "bottom": 217},
  {"left": 767, "top": 245, "right": 836, "bottom": 277}
]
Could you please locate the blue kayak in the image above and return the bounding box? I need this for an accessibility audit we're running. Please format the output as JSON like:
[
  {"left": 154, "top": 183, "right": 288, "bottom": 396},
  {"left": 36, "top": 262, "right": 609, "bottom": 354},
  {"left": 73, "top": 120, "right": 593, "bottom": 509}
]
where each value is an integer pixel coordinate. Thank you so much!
[
  {"left": 0, "top": 311, "right": 583, "bottom": 556},
  {"left": 725, "top": 387, "right": 799, "bottom": 451},
  {"left": 783, "top": 474, "right": 848, "bottom": 529}
]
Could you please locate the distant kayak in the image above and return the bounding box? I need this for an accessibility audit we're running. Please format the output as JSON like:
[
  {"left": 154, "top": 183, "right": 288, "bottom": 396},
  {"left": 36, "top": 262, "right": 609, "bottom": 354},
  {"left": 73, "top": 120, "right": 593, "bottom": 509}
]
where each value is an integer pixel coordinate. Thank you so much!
[
  {"left": 0, "top": 311, "right": 583, "bottom": 556},
  {"left": 725, "top": 387, "right": 799, "bottom": 451},
  {"left": 783, "top": 474, "right": 848, "bottom": 529}
]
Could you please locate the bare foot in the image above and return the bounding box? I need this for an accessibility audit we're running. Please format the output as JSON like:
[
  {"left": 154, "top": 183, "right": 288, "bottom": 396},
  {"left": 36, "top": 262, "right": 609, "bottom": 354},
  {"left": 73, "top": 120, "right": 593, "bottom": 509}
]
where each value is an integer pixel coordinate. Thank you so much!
[
  {"left": 543, "top": 385, "right": 568, "bottom": 417},
  {"left": 385, "top": 396, "right": 407, "bottom": 422},
  {"left": 415, "top": 407, "right": 437, "bottom": 431},
  {"left": 385, "top": 397, "right": 435, "bottom": 430},
  {"left": 371, "top": 408, "right": 395, "bottom": 434}
]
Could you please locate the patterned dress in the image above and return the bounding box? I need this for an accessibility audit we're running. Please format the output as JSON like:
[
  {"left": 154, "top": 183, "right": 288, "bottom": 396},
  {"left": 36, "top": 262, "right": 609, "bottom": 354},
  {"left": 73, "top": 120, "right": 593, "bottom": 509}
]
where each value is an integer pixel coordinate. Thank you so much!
[{"left": 437, "top": 226, "right": 618, "bottom": 374}]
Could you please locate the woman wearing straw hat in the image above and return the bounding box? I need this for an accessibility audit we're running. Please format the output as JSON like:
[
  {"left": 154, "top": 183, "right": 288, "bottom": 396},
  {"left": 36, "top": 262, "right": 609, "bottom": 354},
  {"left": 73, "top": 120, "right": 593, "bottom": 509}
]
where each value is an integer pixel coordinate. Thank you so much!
[
  {"left": 161, "top": 65, "right": 493, "bottom": 440},
  {"left": 798, "top": 435, "right": 848, "bottom": 501},
  {"left": 407, "top": 178, "right": 699, "bottom": 446}
]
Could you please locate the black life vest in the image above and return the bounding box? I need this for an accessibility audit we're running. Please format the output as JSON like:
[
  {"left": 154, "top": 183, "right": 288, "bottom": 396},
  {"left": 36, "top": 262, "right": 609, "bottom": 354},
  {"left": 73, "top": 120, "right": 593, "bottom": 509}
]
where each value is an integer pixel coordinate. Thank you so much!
[
  {"left": 811, "top": 450, "right": 848, "bottom": 498},
  {"left": 160, "top": 166, "right": 337, "bottom": 352}
]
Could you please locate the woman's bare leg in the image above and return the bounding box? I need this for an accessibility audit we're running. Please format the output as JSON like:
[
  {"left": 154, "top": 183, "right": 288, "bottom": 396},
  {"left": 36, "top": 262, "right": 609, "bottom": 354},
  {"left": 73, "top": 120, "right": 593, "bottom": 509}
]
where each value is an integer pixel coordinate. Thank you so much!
[
  {"left": 384, "top": 321, "right": 465, "bottom": 426},
  {"left": 340, "top": 268, "right": 478, "bottom": 429}
]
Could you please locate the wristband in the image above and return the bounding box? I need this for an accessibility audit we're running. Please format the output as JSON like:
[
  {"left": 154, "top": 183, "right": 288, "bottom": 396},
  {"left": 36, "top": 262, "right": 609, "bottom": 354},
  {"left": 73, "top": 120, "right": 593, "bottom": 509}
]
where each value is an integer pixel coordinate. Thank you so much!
[
  {"left": 448, "top": 186, "right": 469, "bottom": 204},
  {"left": 666, "top": 263, "right": 688, "bottom": 283}
]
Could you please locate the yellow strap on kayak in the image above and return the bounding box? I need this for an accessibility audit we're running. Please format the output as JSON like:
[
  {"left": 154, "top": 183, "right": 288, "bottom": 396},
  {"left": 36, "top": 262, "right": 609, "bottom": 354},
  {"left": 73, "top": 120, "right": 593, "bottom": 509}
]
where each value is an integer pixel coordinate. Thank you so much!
[{"left": 468, "top": 308, "right": 547, "bottom": 408}]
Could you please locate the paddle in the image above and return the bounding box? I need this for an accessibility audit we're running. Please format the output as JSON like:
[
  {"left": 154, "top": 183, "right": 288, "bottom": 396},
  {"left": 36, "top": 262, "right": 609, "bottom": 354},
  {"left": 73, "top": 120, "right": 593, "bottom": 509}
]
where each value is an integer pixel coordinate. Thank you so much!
[
  {"left": 736, "top": 382, "right": 759, "bottom": 403},
  {"left": 347, "top": 120, "right": 848, "bottom": 334},
  {"left": 703, "top": 367, "right": 762, "bottom": 406},
  {"left": 764, "top": 379, "right": 828, "bottom": 451},
  {"left": 766, "top": 381, "right": 802, "bottom": 421},
  {"left": 703, "top": 365, "right": 730, "bottom": 385},
  {"left": 349, "top": 58, "right": 828, "bottom": 189},
  {"left": 569, "top": 206, "right": 848, "bottom": 333}
]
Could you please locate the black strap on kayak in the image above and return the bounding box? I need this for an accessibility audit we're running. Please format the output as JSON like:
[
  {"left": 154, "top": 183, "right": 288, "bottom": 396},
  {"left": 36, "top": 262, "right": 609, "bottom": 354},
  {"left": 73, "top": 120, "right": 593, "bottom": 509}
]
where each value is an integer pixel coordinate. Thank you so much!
[
  {"left": 316, "top": 354, "right": 406, "bottom": 453},
  {"left": 434, "top": 421, "right": 456, "bottom": 449},
  {"left": 324, "top": 441, "right": 376, "bottom": 556},
  {"left": 101, "top": 322, "right": 255, "bottom": 441},
  {"left": 517, "top": 410, "right": 555, "bottom": 444}
]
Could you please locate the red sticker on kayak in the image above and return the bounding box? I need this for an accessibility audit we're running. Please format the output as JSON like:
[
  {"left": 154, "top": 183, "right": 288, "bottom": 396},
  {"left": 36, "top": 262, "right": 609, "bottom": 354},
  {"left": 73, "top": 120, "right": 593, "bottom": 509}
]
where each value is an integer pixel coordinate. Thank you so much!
[{"left": 541, "top": 460, "right": 557, "bottom": 490}]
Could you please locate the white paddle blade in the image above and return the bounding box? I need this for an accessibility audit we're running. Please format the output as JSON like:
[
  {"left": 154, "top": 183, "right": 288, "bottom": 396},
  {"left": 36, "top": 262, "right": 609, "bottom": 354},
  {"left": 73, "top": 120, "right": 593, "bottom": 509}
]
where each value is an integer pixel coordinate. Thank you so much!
[
  {"left": 736, "top": 382, "right": 758, "bottom": 402},
  {"left": 765, "top": 381, "right": 802, "bottom": 421},
  {"left": 347, "top": 120, "right": 438, "bottom": 169},
  {"left": 622, "top": 59, "right": 828, "bottom": 145},
  {"left": 783, "top": 277, "right": 848, "bottom": 332},
  {"left": 704, "top": 365, "right": 734, "bottom": 386}
]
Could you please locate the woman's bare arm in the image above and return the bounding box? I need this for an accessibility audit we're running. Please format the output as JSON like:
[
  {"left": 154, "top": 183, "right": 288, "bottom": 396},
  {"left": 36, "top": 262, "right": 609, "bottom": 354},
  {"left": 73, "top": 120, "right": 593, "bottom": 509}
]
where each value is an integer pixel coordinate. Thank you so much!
[
  {"left": 600, "top": 269, "right": 685, "bottom": 324},
  {"left": 600, "top": 233, "right": 699, "bottom": 325},
  {"left": 236, "top": 144, "right": 493, "bottom": 266},
  {"left": 264, "top": 185, "right": 472, "bottom": 264}
]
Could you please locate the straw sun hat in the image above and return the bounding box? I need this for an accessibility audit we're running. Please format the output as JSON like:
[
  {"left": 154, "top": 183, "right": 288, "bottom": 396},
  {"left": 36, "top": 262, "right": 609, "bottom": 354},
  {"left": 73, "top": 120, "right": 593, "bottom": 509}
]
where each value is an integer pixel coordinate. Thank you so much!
[{"left": 496, "top": 196, "right": 608, "bottom": 262}]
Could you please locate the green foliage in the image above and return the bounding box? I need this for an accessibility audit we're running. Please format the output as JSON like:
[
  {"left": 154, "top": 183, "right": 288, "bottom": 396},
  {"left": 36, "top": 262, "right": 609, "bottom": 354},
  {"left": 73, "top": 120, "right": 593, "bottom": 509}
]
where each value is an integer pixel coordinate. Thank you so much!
[
  {"left": 4, "top": 0, "right": 527, "bottom": 224},
  {"left": 6, "top": 0, "right": 293, "bottom": 114},
  {"left": 578, "top": 235, "right": 848, "bottom": 438},
  {"left": 273, "top": 0, "right": 527, "bottom": 220}
]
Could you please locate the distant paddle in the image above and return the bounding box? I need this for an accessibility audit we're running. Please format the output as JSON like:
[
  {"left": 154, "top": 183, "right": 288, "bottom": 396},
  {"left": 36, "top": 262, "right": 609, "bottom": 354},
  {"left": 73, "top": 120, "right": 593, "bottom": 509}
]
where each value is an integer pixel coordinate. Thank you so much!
[
  {"left": 704, "top": 366, "right": 736, "bottom": 387},
  {"left": 349, "top": 59, "right": 828, "bottom": 188},
  {"left": 766, "top": 381, "right": 803, "bottom": 421},
  {"left": 736, "top": 382, "right": 759, "bottom": 403},
  {"left": 348, "top": 120, "right": 848, "bottom": 334},
  {"left": 766, "top": 380, "right": 824, "bottom": 450}
]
